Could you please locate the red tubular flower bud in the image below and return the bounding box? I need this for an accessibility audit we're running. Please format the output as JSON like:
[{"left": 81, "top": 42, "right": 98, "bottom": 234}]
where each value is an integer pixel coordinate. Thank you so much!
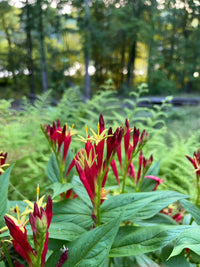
[
  {"left": 186, "top": 150, "right": 200, "bottom": 177},
  {"left": 55, "top": 246, "right": 69, "bottom": 267},
  {"left": 99, "top": 114, "right": 105, "bottom": 133},
  {"left": 133, "top": 127, "right": 140, "bottom": 150},
  {"left": 124, "top": 119, "right": 131, "bottom": 156},
  {"left": 110, "top": 159, "right": 120, "bottom": 187},
  {"left": 4, "top": 216, "right": 34, "bottom": 266}
]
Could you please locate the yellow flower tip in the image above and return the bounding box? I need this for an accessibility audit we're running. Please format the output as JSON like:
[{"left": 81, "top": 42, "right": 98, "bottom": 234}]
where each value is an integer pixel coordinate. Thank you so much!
[
  {"left": 97, "top": 123, "right": 100, "bottom": 137},
  {"left": 85, "top": 125, "right": 88, "bottom": 135},
  {"left": 21, "top": 205, "right": 32, "bottom": 216},
  {"left": 23, "top": 200, "right": 34, "bottom": 209},
  {"left": 101, "top": 188, "right": 111, "bottom": 200},
  {"left": 16, "top": 204, "right": 20, "bottom": 222},
  {"left": 37, "top": 184, "right": 40, "bottom": 202},
  {"left": 0, "top": 226, "right": 8, "bottom": 234}
]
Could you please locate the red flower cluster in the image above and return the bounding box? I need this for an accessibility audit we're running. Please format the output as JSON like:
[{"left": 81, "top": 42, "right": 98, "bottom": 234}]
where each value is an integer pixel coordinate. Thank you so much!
[
  {"left": 186, "top": 149, "right": 200, "bottom": 178},
  {"left": 4, "top": 196, "right": 53, "bottom": 267},
  {"left": 45, "top": 119, "right": 74, "bottom": 162},
  {"left": 75, "top": 114, "right": 124, "bottom": 208},
  {"left": 109, "top": 119, "right": 163, "bottom": 191},
  {"left": 110, "top": 119, "right": 149, "bottom": 186}
]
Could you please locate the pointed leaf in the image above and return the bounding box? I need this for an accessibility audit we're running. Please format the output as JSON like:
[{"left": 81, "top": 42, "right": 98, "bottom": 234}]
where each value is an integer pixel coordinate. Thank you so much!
[
  {"left": 140, "top": 160, "right": 161, "bottom": 191},
  {"left": 49, "top": 222, "right": 86, "bottom": 241},
  {"left": 62, "top": 147, "right": 74, "bottom": 182},
  {"left": 135, "top": 254, "right": 160, "bottom": 267},
  {"left": 46, "top": 153, "right": 60, "bottom": 183},
  {"left": 64, "top": 215, "right": 122, "bottom": 267},
  {"left": 169, "top": 227, "right": 200, "bottom": 258},
  {"left": 180, "top": 199, "right": 200, "bottom": 225},
  {"left": 101, "top": 191, "right": 188, "bottom": 223},
  {"left": 71, "top": 175, "right": 92, "bottom": 208},
  {"left": 47, "top": 182, "right": 73, "bottom": 199},
  {"left": 0, "top": 165, "right": 14, "bottom": 227},
  {"left": 52, "top": 198, "right": 93, "bottom": 229},
  {"left": 110, "top": 225, "right": 192, "bottom": 257}
]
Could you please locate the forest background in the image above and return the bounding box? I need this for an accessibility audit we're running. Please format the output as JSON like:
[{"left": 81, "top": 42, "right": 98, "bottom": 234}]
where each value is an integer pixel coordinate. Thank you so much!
[{"left": 1, "top": 0, "right": 200, "bottom": 100}]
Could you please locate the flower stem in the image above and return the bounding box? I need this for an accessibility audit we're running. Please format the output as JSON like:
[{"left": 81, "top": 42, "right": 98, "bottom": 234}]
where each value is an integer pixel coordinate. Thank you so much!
[
  {"left": 55, "top": 151, "right": 65, "bottom": 184},
  {"left": 95, "top": 173, "right": 102, "bottom": 226},
  {"left": 195, "top": 175, "right": 200, "bottom": 207},
  {"left": 121, "top": 157, "right": 131, "bottom": 193}
]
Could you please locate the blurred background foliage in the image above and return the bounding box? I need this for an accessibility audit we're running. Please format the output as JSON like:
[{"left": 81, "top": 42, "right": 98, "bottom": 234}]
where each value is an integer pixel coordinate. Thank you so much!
[{"left": 1, "top": 0, "right": 200, "bottom": 99}]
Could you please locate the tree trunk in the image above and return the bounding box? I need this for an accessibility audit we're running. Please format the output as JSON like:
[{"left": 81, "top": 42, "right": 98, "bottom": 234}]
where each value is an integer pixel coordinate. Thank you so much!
[
  {"left": 37, "top": 0, "right": 48, "bottom": 92},
  {"left": 125, "top": 39, "right": 137, "bottom": 90},
  {"left": 1, "top": 15, "right": 18, "bottom": 88},
  {"left": 84, "top": 0, "right": 90, "bottom": 99},
  {"left": 25, "top": 0, "right": 35, "bottom": 100}
]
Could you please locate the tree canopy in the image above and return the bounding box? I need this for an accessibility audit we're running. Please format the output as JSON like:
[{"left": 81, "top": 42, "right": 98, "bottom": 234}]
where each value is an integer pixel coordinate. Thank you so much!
[{"left": 0, "top": 0, "right": 200, "bottom": 98}]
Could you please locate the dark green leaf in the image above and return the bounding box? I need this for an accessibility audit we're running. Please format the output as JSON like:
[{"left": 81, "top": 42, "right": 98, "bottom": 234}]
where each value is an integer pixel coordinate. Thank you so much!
[
  {"left": 52, "top": 198, "right": 93, "bottom": 229},
  {"left": 47, "top": 182, "right": 73, "bottom": 199},
  {"left": 0, "top": 165, "right": 14, "bottom": 228},
  {"left": 63, "top": 148, "right": 74, "bottom": 182},
  {"left": 110, "top": 225, "right": 192, "bottom": 257},
  {"left": 46, "top": 153, "right": 60, "bottom": 183},
  {"left": 48, "top": 222, "right": 86, "bottom": 241},
  {"left": 71, "top": 175, "right": 92, "bottom": 208},
  {"left": 134, "top": 213, "right": 178, "bottom": 226},
  {"left": 169, "top": 227, "right": 200, "bottom": 258},
  {"left": 135, "top": 254, "right": 160, "bottom": 267},
  {"left": 140, "top": 160, "right": 161, "bottom": 191},
  {"left": 64, "top": 214, "right": 122, "bottom": 267},
  {"left": 180, "top": 199, "right": 200, "bottom": 225},
  {"left": 101, "top": 191, "right": 188, "bottom": 223}
]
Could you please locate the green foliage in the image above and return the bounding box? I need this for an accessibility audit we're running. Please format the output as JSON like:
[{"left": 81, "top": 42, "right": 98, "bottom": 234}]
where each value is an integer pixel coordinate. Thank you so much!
[
  {"left": 2, "top": 87, "right": 200, "bottom": 266},
  {"left": 0, "top": 87, "right": 198, "bottom": 202},
  {"left": 0, "top": 165, "right": 14, "bottom": 227}
]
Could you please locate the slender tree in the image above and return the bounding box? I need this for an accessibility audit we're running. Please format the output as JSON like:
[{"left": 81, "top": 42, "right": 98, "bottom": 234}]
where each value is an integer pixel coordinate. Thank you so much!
[
  {"left": 23, "top": 0, "right": 36, "bottom": 99},
  {"left": 36, "top": 0, "right": 48, "bottom": 92}
]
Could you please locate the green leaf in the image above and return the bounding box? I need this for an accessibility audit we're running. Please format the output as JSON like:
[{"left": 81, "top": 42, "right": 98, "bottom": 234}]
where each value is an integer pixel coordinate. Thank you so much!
[
  {"left": 134, "top": 213, "right": 178, "bottom": 226},
  {"left": 169, "top": 227, "right": 200, "bottom": 258},
  {"left": 135, "top": 254, "right": 160, "bottom": 267},
  {"left": 48, "top": 222, "right": 86, "bottom": 241},
  {"left": 46, "top": 146, "right": 74, "bottom": 184},
  {"left": 63, "top": 148, "right": 74, "bottom": 182},
  {"left": 140, "top": 160, "right": 161, "bottom": 191},
  {"left": 101, "top": 191, "right": 188, "bottom": 223},
  {"left": 46, "top": 153, "right": 60, "bottom": 183},
  {"left": 71, "top": 175, "right": 92, "bottom": 208},
  {"left": 52, "top": 198, "right": 93, "bottom": 230},
  {"left": 109, "top": 225, "right": 192, "bottom": 257},
  {"left": 0, "top": 262, "right": 6, "bottom": 267},
  {"left": 47, "top": 182, "right": 73, "bottom": 199},
  {"left": 0, "top": 165, "right": 14, "bottom": 228},
  {"left": 63, "top": 214, "right": 122, "bottom": 267},
  {"left": 180, "top": 199, "right": 200, "bottom": 225},
  {"left": 2, "top": 241, "right": 14, "bottom": 267},
  {"left": 162, "top": 245, "right": 191, "bottom": 267}
]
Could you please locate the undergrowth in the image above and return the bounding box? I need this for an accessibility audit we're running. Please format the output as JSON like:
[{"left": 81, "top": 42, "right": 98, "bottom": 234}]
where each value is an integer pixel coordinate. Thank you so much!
[{"left": 0, "top": 86, "right": 199, "bottom": 201}]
